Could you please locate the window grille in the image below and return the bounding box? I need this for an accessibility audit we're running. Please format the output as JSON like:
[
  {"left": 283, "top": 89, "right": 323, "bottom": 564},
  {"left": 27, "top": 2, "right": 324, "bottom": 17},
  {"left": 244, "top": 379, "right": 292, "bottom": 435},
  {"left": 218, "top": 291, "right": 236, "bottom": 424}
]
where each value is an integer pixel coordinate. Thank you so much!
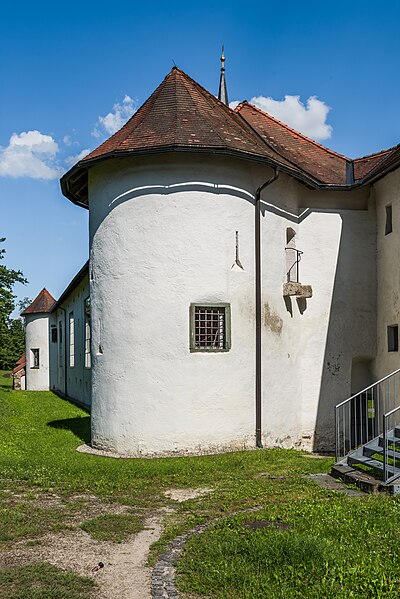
[
  {"left": 190, "top": 304, "right": 231, "bottom": 351},
  {"left": 31, "top": 348, "right": 39, "bottom": 369},
  {"left": 69, "top": 312, "right": 75, "bottom": 368}
]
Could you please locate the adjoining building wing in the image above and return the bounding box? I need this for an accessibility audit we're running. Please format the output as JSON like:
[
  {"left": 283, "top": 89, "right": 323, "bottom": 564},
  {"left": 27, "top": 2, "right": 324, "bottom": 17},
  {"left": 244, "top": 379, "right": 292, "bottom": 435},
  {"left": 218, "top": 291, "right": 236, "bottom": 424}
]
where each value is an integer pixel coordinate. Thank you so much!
[{"left": 235, "top": 101, "right": 350, "bottom": 186}]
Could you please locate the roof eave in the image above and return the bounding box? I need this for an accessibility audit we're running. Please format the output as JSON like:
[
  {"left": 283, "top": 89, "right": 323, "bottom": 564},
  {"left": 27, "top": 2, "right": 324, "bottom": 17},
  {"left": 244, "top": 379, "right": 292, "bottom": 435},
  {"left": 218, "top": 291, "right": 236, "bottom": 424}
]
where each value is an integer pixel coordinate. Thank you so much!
[
  {"left": 359, "top": 153, "right": 400, "bottom": 186},
  {"left": 51, "top": 261, "right": 90, "bottom": 312},
  {"left": 61, "top": 145, "right": 338, "bottom": 206}
]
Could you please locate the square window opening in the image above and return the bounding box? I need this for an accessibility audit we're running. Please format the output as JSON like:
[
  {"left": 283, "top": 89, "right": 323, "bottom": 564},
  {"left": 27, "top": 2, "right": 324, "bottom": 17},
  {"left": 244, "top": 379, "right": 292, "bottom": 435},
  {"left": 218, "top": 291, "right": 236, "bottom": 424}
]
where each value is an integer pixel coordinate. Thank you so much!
[
  {"left": 388, "top": 325, "right": 398, "bottom": 352},
  {"left": 385, "top": 205, "right": 393, "bottom": 235},
  {"left": 190, "top": 304, "right": 231, "bottom": 351}
]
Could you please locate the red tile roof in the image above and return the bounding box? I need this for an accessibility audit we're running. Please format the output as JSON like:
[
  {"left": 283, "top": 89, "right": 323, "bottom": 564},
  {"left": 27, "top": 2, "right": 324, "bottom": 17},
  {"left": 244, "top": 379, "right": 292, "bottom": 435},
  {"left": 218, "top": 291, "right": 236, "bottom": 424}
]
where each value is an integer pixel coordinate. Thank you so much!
[
  {"left": 353, "top": 148, "right": 394, "bottom": 181},
  {"left": 83, "top": 68, "right": 286, "bottom": 163},
  {"left": 60, "top": 67, "right": 400, "bottom": 206},
  {"left": 21, "top": 288, "right": 56, "bottom": 315},
  {"left": 12, "top": 353, "right": 26, "bottom": 375},
  {"left": 235, "top": 101, "right": 350, "bottom": 185},
  {"left": 61, "top": 68, "right": 305, "bottom": 206}
]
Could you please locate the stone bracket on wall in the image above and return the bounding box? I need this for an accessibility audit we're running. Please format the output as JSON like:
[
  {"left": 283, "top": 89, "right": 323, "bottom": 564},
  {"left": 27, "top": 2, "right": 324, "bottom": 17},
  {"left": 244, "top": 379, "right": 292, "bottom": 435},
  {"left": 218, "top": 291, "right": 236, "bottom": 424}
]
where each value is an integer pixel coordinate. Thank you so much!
[{"left": 283, "top": 282, "right": 313, "bottom": 299}]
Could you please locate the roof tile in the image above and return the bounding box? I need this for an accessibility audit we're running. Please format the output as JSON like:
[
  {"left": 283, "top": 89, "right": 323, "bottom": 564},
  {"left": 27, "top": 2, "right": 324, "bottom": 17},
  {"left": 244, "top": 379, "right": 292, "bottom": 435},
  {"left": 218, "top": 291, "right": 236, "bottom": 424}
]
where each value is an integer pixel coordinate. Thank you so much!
[
  {"left": 22, "top": 289, "right": 56, "bottom": 315},
  {"left": 236, "top": 101, "right": 349, "bottom": 185}
]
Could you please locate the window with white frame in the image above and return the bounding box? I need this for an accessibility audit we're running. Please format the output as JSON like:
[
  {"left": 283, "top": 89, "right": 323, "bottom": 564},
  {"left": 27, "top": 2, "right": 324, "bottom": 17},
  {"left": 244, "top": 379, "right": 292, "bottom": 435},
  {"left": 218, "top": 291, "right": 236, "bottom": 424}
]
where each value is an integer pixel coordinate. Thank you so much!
[
  {"left": 190, "top": 304, "right": 231, "bottom": 351},
  {"left": 69, "top": 311, "right": 75, "bottom": 368},
  {"left": 84, "top": 297, "right": 91, "bottom": 368}
]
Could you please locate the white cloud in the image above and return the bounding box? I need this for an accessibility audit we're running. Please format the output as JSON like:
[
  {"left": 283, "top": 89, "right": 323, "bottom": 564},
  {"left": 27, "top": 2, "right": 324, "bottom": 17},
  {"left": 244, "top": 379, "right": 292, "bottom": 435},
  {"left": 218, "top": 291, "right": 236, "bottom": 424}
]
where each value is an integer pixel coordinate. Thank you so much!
[
  {"left": 92, "top": 95, "right": 136, "bottom": 138},
  {"left": 231, "top": 95, "right": 332, "bottom": 141},
  {"left": 229, "top": 100, "right": 240, "bottom": 110},
  {"left": 0, "top": 130, "right": 62, "bottom": 180},
  {"left": 252, "top": 95, "right": 332, "bottom": 140},
  {"left": 65, "top": 148, "right": 91, "bottom": 168},
  {"left": 63, "top": 135, "right": 72, "bottom": 146}
]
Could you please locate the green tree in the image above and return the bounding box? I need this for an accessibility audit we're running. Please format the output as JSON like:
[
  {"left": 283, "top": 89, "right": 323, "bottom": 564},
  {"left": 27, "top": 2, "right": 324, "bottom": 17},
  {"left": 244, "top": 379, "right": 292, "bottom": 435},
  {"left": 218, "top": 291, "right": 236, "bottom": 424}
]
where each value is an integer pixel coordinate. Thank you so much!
[{"left": 0, "top": 238, "right": 27, "bottom": 370}]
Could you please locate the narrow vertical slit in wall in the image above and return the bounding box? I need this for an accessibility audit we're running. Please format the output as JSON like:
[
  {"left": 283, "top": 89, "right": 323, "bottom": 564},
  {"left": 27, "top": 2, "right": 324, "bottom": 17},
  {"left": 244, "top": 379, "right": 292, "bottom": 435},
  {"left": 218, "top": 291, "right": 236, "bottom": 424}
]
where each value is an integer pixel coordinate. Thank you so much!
[
  {"left": 98, "top": 318, "right": 103, "bottom": 355},
  {"left": 231, "top": 231, "right": 244, "bottom": 270},
  {"left": 385, "top": 205, "right": 393, "bottom": 235},
  {"left": 387, "top": 325, "right": 398, "bottom": 352}
]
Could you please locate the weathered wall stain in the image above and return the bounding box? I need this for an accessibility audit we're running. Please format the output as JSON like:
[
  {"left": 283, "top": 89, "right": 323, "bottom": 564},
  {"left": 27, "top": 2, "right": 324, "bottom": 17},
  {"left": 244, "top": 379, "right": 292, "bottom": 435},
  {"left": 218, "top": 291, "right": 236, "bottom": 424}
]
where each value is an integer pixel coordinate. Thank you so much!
[
  {"left": 264, "top": 303, "right": 283, "bottom": 335},
  {"left": 327, "top": 353, "right": 342, "bottom": 376}
]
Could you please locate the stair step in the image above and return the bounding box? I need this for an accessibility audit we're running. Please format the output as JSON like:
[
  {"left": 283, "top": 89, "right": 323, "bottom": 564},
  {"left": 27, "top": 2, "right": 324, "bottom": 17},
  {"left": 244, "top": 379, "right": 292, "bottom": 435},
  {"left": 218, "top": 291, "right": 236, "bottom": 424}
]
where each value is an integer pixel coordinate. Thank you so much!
[
  {"left": 363, "top": 439, "right": 400, "bottom": 461},
  {"left": 347, "top": 452, "right": 400, "bottom": 477},
  {"left": 378, "top": 429, "right": 400, "bottom": 447}
]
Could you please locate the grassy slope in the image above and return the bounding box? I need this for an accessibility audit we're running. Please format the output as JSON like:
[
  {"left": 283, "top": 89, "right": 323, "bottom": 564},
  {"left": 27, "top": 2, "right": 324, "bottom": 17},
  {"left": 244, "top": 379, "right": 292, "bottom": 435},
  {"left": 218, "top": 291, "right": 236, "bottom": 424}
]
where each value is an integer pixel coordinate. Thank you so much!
[{"left": 2, "top": 382, "right": 400, "bottom": 598}]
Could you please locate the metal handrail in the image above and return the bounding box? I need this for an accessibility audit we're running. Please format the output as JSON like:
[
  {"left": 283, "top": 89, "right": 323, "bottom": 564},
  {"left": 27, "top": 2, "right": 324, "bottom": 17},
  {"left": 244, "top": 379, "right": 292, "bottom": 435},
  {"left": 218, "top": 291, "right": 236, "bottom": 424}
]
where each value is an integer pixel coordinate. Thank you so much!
[
  {"left": 383, "top": 405, "right": 400, "bottom": 482},
  {"left": 335, "top": 368, "right": 400, "bottom": 462},
  {"left": 336, "top": 368, "right": 400, "bottom": 409},
  {"left": 285, "top": 247, "right": 303, "bottom": 283}
]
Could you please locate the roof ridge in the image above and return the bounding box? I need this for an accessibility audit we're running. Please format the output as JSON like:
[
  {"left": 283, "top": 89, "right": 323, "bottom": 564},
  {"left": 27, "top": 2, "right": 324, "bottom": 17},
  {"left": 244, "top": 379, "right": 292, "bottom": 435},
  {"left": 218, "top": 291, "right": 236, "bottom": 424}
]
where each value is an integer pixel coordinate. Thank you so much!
[
  {"left": 359, "top": 144, "right": 400, "bottom": 182},
  {"left": 175, "top": 69, "right": 275, "bottom": 147},
  {"left": 235, "top": 108, "right": 308, "bottom": 176},
  {"left": 178, "top": 70, "right": 234, "bottom": 147},
  {"left": 237, "top": 100, "right": 349, "bottom": 162},
  {"left": 354, "top": 145, "right": 399, "bottom": 162},
  {"left": 83, "top": 70, "right": 176, "bottom": 162}
]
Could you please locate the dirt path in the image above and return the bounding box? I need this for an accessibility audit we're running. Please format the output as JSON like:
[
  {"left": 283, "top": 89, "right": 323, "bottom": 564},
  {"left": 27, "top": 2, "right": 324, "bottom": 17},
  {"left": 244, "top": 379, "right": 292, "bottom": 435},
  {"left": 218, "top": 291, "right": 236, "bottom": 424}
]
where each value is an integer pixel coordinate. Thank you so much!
[{"left": 0, "top": 513, "right": 163, "bottom": 599}]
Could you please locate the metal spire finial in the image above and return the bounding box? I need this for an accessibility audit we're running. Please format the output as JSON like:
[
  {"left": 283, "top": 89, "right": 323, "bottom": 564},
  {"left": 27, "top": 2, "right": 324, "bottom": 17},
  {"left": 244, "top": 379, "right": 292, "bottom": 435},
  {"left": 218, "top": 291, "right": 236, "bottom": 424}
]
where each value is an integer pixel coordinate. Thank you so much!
[
  {"left": 221, "top": 46, "right": 225, "bottom": 69},
  {"left": 218, "top": 46, "right": 229, "bottom": 106}
]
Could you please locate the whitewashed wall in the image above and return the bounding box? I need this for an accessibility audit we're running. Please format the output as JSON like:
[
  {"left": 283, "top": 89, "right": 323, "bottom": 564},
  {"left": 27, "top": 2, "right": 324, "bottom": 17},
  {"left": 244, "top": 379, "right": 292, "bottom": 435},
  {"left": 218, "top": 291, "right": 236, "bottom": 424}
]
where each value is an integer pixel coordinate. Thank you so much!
[
  {"left": 373, "top": 169, "right": 400, "bottom": 380},
  {"left": 87, "top": 153, "right": 375, "bottom": 455},
  {"left": 50, "top": 275, "right": 91, "bottom": 408},
  {"left": 25, "top": 313, "right": 50, "bottom": 390}
]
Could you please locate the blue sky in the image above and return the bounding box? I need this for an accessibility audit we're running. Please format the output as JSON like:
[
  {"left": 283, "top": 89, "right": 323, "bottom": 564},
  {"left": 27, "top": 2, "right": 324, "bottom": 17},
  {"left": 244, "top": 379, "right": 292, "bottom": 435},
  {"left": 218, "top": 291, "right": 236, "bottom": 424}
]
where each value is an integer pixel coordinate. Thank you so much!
[{"left": 2, "top": 0, "right": 400, "bottom": 309}]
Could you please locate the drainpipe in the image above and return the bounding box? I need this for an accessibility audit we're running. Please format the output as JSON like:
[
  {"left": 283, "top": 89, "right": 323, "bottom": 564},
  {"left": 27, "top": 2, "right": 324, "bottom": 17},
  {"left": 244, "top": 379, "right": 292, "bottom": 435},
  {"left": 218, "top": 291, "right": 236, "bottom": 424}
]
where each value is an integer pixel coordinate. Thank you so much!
[
  {"left": 59, "top": 307, "right": 68, "bottom": 398},
  {"left": 255, "top": 168, "right": 279, "bottom": 448}
]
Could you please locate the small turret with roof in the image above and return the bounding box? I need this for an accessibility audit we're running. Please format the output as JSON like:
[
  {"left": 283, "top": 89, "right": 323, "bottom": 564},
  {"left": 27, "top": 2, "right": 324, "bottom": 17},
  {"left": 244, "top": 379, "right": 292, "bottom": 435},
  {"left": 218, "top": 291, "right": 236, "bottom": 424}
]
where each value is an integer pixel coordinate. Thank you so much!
[{"left": 21, "top": 288, "right": 56, "bottom": 315}]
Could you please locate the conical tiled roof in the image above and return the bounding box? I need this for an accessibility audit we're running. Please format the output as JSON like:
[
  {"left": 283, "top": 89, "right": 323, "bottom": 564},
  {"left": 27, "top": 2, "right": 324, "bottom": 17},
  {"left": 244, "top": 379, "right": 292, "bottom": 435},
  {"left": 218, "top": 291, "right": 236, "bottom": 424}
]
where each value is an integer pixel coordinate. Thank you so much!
[
  {"left": 21, "top": 289, "right": 56, "bottom": 315},
  {"left": 61, "top": 68, "right": 295, "bottom": 206},
  {"left": 84, "top": 67, "right": 278, "bottom": 161},
  {"left": 61, "top": 67, "right": 400, "bottom": 207}
]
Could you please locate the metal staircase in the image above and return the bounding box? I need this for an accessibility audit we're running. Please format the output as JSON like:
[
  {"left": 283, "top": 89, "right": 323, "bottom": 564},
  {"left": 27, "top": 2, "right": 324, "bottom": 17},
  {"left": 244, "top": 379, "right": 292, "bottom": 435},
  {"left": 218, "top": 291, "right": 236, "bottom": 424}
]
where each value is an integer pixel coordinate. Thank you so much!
[{"left": 335, "top": 369, "right": 400, "bottom": 485}]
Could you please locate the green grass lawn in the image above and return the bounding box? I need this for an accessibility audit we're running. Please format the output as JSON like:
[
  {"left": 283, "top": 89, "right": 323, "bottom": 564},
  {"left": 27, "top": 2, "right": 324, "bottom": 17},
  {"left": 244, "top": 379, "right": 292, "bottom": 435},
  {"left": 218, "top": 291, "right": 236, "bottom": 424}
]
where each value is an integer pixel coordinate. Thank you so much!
[{"left": 1, "top": 378, "right": 400, "bottom": 598}]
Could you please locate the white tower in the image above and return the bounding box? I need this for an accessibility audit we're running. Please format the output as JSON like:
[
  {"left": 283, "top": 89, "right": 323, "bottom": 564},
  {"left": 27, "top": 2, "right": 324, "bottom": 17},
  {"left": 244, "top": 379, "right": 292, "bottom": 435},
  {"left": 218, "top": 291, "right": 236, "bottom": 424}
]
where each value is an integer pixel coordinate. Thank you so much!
[{"left": 22, "top": 289, "right": 55, "bottom": 391}]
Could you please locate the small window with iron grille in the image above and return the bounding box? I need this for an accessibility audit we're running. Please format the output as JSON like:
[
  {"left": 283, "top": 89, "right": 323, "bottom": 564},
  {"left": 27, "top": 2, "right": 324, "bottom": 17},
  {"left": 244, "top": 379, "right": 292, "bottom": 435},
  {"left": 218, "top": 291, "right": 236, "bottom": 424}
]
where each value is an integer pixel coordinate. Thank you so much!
[
  {"left": 30, "top": 348, "right": 40, "bottom": 369},
  {"left": 190, "top": 304, "right": 231, "bottom": 352}
]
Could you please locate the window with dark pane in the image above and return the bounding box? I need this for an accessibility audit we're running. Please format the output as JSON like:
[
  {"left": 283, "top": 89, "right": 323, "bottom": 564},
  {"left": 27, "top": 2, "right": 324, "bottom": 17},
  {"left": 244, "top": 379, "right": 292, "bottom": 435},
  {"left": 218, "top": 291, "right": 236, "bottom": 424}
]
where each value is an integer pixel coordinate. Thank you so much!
[
  {"left": 31, "top": 348, "right": 40, "bottom": 369},
  {"left": 388, "top": 325, "right": 398, "bottom": 352},
  {"left": 385, "top": 204, "right": 393, "bottom": 235},
  {"left": 190, "top": 304, "right": 231, "bottom": 351}
]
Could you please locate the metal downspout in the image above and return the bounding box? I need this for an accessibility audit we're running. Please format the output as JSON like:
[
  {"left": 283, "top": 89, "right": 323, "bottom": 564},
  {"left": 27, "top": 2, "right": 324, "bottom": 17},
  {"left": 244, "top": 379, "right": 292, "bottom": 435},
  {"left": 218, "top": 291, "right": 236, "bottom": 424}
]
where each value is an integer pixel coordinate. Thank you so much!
[
  {"left": 59, "top": 307, "right": 68, "bottom": 398},
  {"left": 255, "top": 168, "right": 279, "bottom": 448}
]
